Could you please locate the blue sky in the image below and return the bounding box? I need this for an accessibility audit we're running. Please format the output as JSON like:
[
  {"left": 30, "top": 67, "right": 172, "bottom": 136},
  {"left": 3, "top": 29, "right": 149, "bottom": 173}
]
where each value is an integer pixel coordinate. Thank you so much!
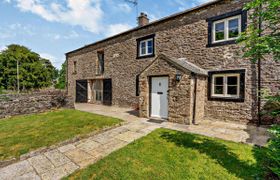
[{"left": 0, "top": 0, "right": 211, "bottom": 69}]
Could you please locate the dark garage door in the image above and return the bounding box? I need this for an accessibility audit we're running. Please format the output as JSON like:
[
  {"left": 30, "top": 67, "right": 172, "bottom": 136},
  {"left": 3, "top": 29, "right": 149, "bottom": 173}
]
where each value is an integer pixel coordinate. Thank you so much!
[
  {"left": 103, "top": 79, "right": 112, "bottom": 105},
  {"left": 76, "top": 80, "right": 88, "bottom": 103}
]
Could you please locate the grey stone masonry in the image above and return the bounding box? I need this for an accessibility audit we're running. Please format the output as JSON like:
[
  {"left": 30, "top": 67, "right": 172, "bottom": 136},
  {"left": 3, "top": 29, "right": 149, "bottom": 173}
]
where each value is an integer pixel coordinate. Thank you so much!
[{"left": 66, "top": 0, "right": 280, "bottom": 124}]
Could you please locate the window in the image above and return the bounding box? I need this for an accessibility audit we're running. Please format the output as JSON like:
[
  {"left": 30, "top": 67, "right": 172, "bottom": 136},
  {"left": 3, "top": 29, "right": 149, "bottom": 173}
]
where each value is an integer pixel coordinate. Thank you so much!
[
  {"left": 206, "top": 9, "right": 247, "bottom": 47},
  {"left": 139, "top": 39, "right": 153, "bottom": 56},
  {"left": 136, "top": 75, "right": 140, "bottom": 96},
  {"left": 208, "top": 70, "right": 245, "bottom": 102},
  {"left": 73, "top": 61, "right": 77, "bottom": 74},
  {"left": 96, "top": 51, "right": 104, "bottom": 75},
  {"left": 213, "top": 15, "right": 241, "bottom": 43},
  {"left": 212, "top": 74, "right": 240, "bottom": 97},
  {"left": 136, "top": 34, "right": 155, "bottom": 59},
  {"left": 94, "top": 80, "right": 103, "bottom": 102}
]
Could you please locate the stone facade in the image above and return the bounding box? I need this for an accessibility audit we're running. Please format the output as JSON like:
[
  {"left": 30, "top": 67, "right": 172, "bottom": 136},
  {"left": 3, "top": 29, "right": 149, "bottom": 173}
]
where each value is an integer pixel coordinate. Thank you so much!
[
  {"left": 0, "top": 90, "right": 74, "bottom": 119},
  {"left": 66, "top": 0, "right": 280, "bottom": 124},
  {"left": 139, "top": 55, "right": 207, "bottom": 124}
]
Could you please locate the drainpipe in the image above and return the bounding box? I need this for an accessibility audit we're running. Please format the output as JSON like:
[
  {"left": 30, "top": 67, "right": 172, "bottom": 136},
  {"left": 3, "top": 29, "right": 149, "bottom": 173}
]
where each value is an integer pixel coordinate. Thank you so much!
[
  {"left": 192, "top": 73, "right": 198, "bottom": 125},
  {"left": 257, "top": 4, "right": 262, "bottom": 127}
]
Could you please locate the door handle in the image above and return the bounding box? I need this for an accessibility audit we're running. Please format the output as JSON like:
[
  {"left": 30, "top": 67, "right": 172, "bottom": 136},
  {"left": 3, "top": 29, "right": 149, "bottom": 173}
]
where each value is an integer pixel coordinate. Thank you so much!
[{"left": 157, "top": 92, "right": 163, "bottom": 95}]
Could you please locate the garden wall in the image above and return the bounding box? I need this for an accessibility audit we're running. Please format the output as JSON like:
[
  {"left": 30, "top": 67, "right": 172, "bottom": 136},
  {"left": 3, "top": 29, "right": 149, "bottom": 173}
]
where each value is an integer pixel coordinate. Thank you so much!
[{"left": 0, "top": 90, "right": 74, "bottom": 119}]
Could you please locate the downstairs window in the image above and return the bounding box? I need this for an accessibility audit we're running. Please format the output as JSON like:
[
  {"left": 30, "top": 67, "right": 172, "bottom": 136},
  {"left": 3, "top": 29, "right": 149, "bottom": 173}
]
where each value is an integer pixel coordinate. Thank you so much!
[{"left": 208, "top": 70, "right": 245, "bottom": 102}]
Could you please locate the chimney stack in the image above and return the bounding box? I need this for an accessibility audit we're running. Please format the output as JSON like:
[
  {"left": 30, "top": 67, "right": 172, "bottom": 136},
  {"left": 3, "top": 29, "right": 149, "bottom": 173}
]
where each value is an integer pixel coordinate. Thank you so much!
[{"left": 138, "top": 12, "right": 149, "bottom": 27}]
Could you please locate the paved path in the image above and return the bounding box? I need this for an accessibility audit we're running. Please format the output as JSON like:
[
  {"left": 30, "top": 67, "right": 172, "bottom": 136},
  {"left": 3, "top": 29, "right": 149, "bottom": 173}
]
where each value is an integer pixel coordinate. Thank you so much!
[{"left": 0, "top": 104, "right": 269, "bottom": 179}]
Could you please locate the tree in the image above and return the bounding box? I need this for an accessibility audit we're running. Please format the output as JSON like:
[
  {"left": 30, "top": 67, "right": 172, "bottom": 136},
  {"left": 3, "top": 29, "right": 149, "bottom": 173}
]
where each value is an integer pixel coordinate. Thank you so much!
[
  {"left": 237, "top": 0, "right": 280, "bottom": 62},
  {"left": 0, "top": 44, "right": 58, "bottom": 91},
  {"left": 55, "top": 61, "right": 66, "bottom": 89}
]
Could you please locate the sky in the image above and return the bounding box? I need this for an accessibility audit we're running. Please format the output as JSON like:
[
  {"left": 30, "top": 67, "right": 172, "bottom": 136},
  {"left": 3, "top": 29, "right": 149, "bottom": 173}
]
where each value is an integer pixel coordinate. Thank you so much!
[{"left": 0, "top": 0, "right": 212, "bottom": 69}]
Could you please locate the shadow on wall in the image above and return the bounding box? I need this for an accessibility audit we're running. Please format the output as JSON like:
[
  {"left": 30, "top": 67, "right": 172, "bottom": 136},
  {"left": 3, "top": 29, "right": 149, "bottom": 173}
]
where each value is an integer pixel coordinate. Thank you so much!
[{"left": 160, "top": 130, "right": 266, "bottom": 179}]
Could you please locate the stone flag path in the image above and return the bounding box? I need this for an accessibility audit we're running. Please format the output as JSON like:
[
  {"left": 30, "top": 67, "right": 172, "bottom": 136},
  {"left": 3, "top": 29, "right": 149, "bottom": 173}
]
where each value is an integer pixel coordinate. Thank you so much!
[
  {"left": 0, "top": 121, "right": 159, "bottom": 180},
  {"left": 0, "top": 104, "right": 269, "bottom": 179}
]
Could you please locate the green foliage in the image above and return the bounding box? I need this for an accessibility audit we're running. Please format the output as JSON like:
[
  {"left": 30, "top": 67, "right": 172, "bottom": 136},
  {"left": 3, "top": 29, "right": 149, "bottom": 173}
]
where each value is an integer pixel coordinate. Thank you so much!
[
  {"left": 264, "top": 125, "right": 280, "bottom": 178},
  {"left": 55, "top": 61, "right": 66, "bottom": 89},
  {"left": 0, "top": 44, "right": 58, "bottom": 91},
  {"left": 237, "top": 0, "right": 280, "bottom": 62}
]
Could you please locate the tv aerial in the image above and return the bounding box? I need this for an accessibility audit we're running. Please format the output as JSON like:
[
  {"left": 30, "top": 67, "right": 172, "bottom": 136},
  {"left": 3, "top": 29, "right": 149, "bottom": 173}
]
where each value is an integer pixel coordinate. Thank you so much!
[{"left": 125, "top": 0, "right": 139, "bottom": 20}]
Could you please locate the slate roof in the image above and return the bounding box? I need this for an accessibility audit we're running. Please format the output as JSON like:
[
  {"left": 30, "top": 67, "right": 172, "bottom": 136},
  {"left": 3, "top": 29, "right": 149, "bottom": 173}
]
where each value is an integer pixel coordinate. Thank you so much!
[{"left": 158, "top": 54, "right": 208, "bottom": 76}]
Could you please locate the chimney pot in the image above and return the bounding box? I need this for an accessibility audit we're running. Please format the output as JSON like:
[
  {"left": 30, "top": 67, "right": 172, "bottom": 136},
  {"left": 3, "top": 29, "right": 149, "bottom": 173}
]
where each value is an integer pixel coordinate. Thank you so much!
[{"left": 138, "top": 12, "right": 149, "bottom": 27}]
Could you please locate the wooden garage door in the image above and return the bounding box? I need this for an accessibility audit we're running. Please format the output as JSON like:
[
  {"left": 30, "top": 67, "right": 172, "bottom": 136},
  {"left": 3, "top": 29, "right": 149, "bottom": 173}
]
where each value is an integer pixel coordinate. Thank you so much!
[
  {"left": 76, "top": 80, "right": 88, "bottom": 103},
  {"left": 103, "top": 79, "right": 112, "bottom": 105}
]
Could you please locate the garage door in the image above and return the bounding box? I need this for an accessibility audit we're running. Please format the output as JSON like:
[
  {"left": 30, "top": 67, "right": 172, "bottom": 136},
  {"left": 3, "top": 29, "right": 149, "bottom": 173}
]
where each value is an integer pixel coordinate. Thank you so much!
[{"left": 76, "top": 80, "right": 88, "bottom": 103}]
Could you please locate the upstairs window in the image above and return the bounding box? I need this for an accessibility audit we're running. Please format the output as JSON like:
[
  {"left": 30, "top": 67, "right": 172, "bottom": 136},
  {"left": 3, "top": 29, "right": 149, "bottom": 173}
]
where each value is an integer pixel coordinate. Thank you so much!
[
  {"left": 73, "top": 61, "right": 77, "bottom": 74},
  {"left": 208, "top": 69, "right": 245, "bottom": 102},
  {"left": 213, "top": 15, "right": 241, "bottom": 43},
  {"left": 96, "top": 51, "right": 104, "bottom": 75},
  {"left": 137, "top": 34, "right": 155, "bottom": 59},
  {"left": 206, "top": 9, "right": 247, "bottom": 47}
]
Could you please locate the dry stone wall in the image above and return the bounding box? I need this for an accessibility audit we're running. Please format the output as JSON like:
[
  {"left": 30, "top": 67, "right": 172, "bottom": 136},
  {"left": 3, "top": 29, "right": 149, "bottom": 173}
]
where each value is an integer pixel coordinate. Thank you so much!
[{"left": 0, "top": 90, "right": 74, "bottom": 119}]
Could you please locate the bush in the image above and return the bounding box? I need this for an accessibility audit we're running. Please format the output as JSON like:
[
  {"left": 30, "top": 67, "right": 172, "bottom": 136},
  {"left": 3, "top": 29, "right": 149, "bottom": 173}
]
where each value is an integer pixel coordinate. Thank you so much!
[
  {"left": 262, "top": 94, "right": 280, "bottom": 124},
  {"left": 264, "top": 125, "right": 280, "bottom": 178}
]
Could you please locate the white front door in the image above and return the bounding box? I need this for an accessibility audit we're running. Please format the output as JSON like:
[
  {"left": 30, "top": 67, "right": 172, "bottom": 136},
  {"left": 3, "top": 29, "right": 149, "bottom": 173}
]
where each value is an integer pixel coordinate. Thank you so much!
[{"left": 151, "top": 77, "right": 169, "bottom": 119}]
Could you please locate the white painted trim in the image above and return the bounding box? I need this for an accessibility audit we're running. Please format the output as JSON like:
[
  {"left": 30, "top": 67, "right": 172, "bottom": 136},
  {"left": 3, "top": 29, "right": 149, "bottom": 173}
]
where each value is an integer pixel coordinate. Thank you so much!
[
  {"left": 212, "top": 15, "right": 241, "bottom": 43},
  {"left": 139, "top": 38, "right": 154, "bottom": 56},
  {"left": 211, "top": 73, "right": 240, "bottom": 98}
]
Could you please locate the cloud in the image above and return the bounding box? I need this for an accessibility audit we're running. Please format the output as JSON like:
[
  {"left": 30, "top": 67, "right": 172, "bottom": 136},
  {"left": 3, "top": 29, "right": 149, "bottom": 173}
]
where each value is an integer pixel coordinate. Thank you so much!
[
  {"left": 0, "top": 45, "right": 7, "bottom": 52},
  {"left": 39, "top": 52, "right": 62, "bottom": 68},
  {"left": 14, "top": 0, "right": 104, "bottom": 34},
  {"left": 117, "top": 3, "right": 132, "bottom": 13},
  {"left": 48, "top": 31, "right": 80, "bottom": 40},
  {"left": 105, "top": 23, "right": 132, "bottom": 37}
]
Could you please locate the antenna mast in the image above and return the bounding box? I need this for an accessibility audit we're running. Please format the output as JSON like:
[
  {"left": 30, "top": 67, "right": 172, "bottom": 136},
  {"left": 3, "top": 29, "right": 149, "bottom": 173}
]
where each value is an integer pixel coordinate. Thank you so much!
[{"left": 125, "top": 0, "right": 138, "bottom": 21}]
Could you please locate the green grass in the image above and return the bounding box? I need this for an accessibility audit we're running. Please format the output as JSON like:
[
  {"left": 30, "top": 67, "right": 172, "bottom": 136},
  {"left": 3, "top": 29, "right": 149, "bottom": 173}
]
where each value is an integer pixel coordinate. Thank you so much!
[
  {"left": 0, "top": 109, "right": 122, "bottom": 161},
  {"left": 67, "top": 128, "right": 265, "bottom": 180}
]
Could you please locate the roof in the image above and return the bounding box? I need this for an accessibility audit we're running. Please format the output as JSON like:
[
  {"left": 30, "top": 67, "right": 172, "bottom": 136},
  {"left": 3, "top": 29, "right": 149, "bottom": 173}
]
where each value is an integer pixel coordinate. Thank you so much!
[
  {"left": 66, "top": 0, "right": 222, "bottom": 56},
  {"left": 141, "top": 54, "right": 208, "bottom": 76}
]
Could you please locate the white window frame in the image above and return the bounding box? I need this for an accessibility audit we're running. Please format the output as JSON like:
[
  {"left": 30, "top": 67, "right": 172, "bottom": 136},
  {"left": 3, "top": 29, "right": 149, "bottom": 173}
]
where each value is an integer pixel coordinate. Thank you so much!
[
  {"left": 139, "top": 38, "right": 153, "bottom": 57},
  {"left": 211, "top": 73, "right": 240, "bottom": 98},
  {"left": 212, "top": 15, "right": 241, "bottom": 43}
]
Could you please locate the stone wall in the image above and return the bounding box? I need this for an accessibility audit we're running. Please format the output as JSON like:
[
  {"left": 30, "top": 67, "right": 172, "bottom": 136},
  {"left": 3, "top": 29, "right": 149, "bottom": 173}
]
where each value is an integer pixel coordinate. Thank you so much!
[
  {"left": 139, "top": 56, "right": 206, "bottom": 124},
  {"left": 0, "top": 90, "right": 74, "bottom": 119},
  {"left": 66, "top": 0, "right": 280, "bottom": 124}
]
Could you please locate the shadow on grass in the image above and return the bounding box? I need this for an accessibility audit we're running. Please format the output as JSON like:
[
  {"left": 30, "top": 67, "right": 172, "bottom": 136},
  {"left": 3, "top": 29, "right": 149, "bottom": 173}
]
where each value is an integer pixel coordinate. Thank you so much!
[{"left": 160, "top": 130, "right": 265, "bottom": 179}]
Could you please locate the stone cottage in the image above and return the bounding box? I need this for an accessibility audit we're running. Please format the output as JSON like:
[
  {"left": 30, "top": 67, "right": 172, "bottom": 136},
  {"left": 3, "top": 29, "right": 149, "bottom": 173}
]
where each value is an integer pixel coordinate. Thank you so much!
[{"left": 66, "top": 0, "right": 280, "bottom": 125}]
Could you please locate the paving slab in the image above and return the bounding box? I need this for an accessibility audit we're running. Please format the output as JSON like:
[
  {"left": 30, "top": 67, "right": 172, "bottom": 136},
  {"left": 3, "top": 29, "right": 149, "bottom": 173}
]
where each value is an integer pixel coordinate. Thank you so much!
[
  {"left": 16, "top": 172, "right": 41, "bottom": 180},
  {"left": 41, "top": 162, "right": 79, "bottom": 180},
  {"left": 44, "top": 150, "right": 71, "bottom": 167},
  {"left": 0, "top": 160, "right": 34, "bottom": 180},
  {"left": 58, "top": 144, "right": 76, "bottom": 153},
  {"left": 115, "top": 131, "right": 145, "bottom": 142},
  {"left": 76, "top": 140, "right": 101, "bottom": 152},
  {"left": 28, "top": 155, "right": 55, "bottom": 174},
  {"left": 64, "top": 148, "right": 93, "bottom": 165},
  {"left": 90, "top": 134, "right": 114, "bottom": 144}
]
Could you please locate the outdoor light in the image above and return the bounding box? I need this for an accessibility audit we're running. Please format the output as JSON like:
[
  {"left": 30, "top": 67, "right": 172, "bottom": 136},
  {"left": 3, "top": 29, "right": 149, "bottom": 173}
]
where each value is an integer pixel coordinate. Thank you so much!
[{"left": 176, "top": 73, "right": 182, "bottom": 82}]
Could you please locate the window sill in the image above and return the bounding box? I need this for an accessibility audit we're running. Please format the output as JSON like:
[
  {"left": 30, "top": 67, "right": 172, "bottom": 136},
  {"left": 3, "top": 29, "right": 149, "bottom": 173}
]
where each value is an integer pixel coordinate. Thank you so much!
[
  {"left": 208, "top": 96, "right": 244, "bottom": 102},
  {"left": 136, "top": 54, "right": 155, "bottom": 59},
  {"left": 206, "top": 39, "right": 236, "bottom": 47}
]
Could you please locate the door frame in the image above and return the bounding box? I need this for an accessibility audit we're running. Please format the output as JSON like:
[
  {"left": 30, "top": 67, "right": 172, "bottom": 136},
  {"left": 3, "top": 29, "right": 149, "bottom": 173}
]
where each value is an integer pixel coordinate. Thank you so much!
[{"left": 149, "top": 75, "right": 169, "bottom": 119}]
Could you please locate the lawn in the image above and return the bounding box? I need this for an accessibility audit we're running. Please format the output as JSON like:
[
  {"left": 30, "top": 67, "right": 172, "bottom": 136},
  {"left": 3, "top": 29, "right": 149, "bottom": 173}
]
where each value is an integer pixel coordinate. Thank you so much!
[
  {"left": 67, "top": 128, "right": 265, "bottom": 180},
  {"left": 0, "top": 109, "right": 122, "bottom": 161}
]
